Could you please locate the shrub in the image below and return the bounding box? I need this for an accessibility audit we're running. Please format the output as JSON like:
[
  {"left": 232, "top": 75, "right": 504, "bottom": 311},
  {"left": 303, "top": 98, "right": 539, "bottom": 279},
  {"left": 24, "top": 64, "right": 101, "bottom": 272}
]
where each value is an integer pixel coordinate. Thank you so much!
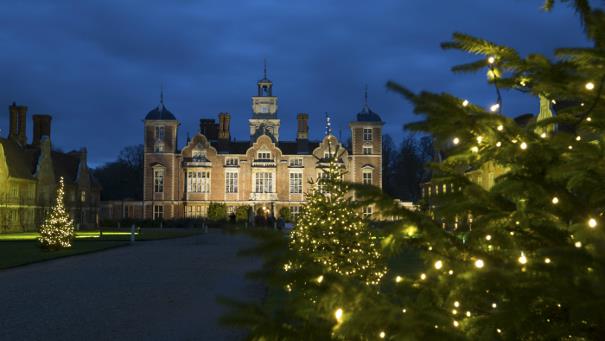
[
  {"left": 278, "top": 206, "right": 291, "bottom": 222},
  {"left": 235, "top": 205, "right": 251, "bottom": 222},
  {"left": 207, "top": 202, "right": 228, "bottom": 222}
]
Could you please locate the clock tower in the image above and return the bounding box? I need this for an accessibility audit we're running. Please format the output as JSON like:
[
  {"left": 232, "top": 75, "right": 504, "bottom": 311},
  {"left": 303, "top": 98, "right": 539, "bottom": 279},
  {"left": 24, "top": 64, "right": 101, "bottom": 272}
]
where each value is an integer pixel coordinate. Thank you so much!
[{"left": 250, "top": 61, "right": 280, "bottom": 141}]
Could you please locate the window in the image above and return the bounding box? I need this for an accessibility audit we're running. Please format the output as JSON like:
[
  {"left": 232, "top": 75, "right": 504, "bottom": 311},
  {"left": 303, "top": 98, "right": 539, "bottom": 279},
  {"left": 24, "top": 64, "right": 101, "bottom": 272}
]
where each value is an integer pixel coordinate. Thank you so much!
[
  {"left": 289, "top": 158, "right": 303, "bottom": 167},
  {"left": 225, "top": 172, "right": 238, "bottom": 193},
  {"left": 323, "top": 150, "right": 334, "bottom": 159},
  {"left": 185, "top": 205, "right": 208, "bottom": 218},
  {"left": 289, "top": 172, "right": 302, "bottom": 194},
  {"left": 257, "top": 151, "right": 272, "bottom": 160},
  {"left": 80, "top": 191, "right": 86, "bottom": 202},
  {"left": 363, "top": 128, "right": 372, "bottom": 141},
  {"left": 155, "top": 126, "right": 165, "bottom": 140},
  {"left": 154, "top": 141, "right": 164, "bottom": 153},
  {"left": 363, "top": 146, "right": 372, "bottom": 155},
  {"left": 291, "top": 206, "right": 301, "bottom": 220},
  {"left": 318, "top": 171, "right": 329, "bottom": 193},
  {"left": 153, "top": 205, "right": 164, "bottom": 220},
  {"left": 192, "top": 149, "right": 206, "bottom": 161},
  {"left": 225, "top": 157, "right": 239, "bottom": 166},
  {"left": 442, "top": 184, "right": 447, "bottom": 193},
  {"left": 362, "top": 169, "right": 373, "bottom": 185},
  {"left": 154, "top": 169, "right": 164, "bottom": 193},
  {"left": 255, "top": 172, "right": 273, "bottom": 193},
  {"left": 187, "top": 171, "right": 210, "bottom": 193},
  {"left": 362, "top": 206, "right": 373, "bottom": 218}
]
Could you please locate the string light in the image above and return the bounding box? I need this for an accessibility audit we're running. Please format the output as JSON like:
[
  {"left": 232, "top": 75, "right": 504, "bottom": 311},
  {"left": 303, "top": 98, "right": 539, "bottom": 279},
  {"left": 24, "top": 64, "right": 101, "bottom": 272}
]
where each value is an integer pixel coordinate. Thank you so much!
[
  {"left": 552, "top": 197, "right": 559, "bottom": 204},
  {"left": 453, "top": 137, "right": 460, "bottom": 145},
  {"left": 585, "top": 82, "right": 595, "bottom": 90},
  {"left": 545, "top": 258, "right": 551, "bottom": 264},
  {"left": 316, "top": 275, "right": 324, "bottom": 283},
  {"left": 474, "top": 259, "right": 484, "bottom": 268},
  {"left": 497, "top": 124, "right": 503, "bottom": 131},
  {"left": 488, "top": 56, "right": 496, "bottom": 64},
  {"left": 575, "top": 241, "right": 582, "bottom": 248},
  {"left": 586, "top": 117, "right": 592, "bottom": 122},
  {"left": 420, "top": 273, "right": 427, "bottom": 280},
  {"left": 576, "top": 136, "right": 581, "bottom": 141},
  {"left": 395, "top": 275, "right": 403, "bottom": 283},
  {"left": 452, "top": 309, "right": 458, "bottom": 315},
  {"left": 490, "top": 103, "right": 500, "bottom": 112},
  {"left": 471, "top": 146, "right": 479, "bottom": 153},
  {"left": 454, "top": 301, "right": 460, "bottom": 308},
  {"left": 492, "top": 303, "right": 497, "bottom": 308},
  {"left": 334, "top": 308, "right": 343, "bottom": 322},
  {"left": 520, "top": 142, "right": 527, "bottom": 150},
  {"left": 588, "top": 218, "right": 597, "bottom": 228},
  {"left": 448, "top": 270, "right": 454, "bottom": 275},
  {"left": 453, "top": 321, "right": 459, "bottom": 327},
  {"left": 466, "top": 311, "right": 471, "bottom": 317},
  {"left": 402, "top": 308, "right": 407, "bottom": 313},
  {"left": 540, "top": 132, "right": 547, "bottom": 138},
  {"left": 518, "top": 252, "right": 527, "bottom": 265},
  {"left": 434, "top": 260, "right": 443, "bottom": 270},
  {"left": 462, "top": 99, "right": 469, "bottom": 107},
  {"left": 379, "top": 331, "right": 386, "bottom": 339},
  {"left": 496, "top": 141, "right": 502, "bottom": 147},
  {"left": 38, "top": 177, "right": 75, "bottom": 250},
  {"left": 485, "top": 234, "right": 492, "bottom": 241}
]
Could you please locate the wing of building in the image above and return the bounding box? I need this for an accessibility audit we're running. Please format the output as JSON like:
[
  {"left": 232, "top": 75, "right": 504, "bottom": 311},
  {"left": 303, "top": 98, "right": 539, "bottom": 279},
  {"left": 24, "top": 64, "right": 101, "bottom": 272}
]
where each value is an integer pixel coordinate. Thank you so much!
[
  {"left": 0, "top": 103, "right": 101, "bottom": 232},
  {"left": 101, "top": 72, "right": 384, "bottom": 221}
]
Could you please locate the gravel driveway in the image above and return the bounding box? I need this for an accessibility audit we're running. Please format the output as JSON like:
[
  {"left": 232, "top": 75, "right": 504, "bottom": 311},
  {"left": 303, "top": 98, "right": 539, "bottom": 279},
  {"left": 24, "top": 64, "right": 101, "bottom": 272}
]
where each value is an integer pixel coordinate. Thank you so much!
[{"left": 0, "top": 229, "right": 263, "bottom": 341}]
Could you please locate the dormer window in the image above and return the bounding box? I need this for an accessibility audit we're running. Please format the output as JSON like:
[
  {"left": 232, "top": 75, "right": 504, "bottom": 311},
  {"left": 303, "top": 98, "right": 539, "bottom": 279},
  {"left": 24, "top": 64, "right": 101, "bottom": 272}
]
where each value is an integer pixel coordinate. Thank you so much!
[
  {"left": 257, "top": 151, "right": 272, "bottom": 160},
  {"left": 289, "top": 158, "right": 303, "bottom": 167},
  {"left": 363, "top": 128, "right": 372, "bottom": 141},
  {"left": 192, "top": 149, "right": 206, "bottom": 162},
  {"left": 155, "top": 126, "right": 165, "bottom": 140},
  {"left": 225, "top": 157, "right": 239, "bottom": 166},
  {"left": 363, "top": 146, "right": 373, "bottom": 155}
]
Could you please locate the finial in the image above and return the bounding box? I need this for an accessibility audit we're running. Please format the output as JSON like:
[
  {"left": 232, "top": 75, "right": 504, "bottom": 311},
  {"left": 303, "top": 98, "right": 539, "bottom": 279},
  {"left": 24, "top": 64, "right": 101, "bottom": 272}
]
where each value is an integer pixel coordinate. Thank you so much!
[
  {"left": 186, "top": 131, "right": 191, "bottom": 143},
  {"left": 325, "top": 112, "right": 332, "bottom": 136},
  {"left": 160, "top": 83, "right": 164, "bottom": 107},
  {"left": 263, "top": 58, "right": 268, "bottom": 79},
  {"left": 364, "top": 84, "right": 368, "bottom": 106}
]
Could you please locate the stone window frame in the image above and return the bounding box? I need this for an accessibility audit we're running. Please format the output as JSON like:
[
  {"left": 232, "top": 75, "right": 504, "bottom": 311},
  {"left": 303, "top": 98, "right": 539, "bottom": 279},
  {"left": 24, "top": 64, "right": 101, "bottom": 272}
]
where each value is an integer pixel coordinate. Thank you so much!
[
  {"left": 362, "top": 146, "right": 373, "bottom": 155},
  {"left": 225, "top": 171, "right": 238, "bottom": 193},
  {"left": 153, "top": 166, "right": 165, "bottom": 193},
  {"left": 289, "top": 171, "right": 303, "bottom": 194},
  {"left": 153, "top": 205, "right": 164, "bottom": 220},
  {"left": 187, "top": 170, "right": 211, "bottom": 193},
  {"left": 363, "top": 128, "right": 373, "bottom": 141}
]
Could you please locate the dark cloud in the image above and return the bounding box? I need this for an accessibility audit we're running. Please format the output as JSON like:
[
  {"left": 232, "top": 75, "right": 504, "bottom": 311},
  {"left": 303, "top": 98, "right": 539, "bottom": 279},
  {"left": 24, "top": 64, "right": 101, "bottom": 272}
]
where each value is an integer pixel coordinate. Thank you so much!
[{"left": 0, "top": 0, "right": 590, "bottom": 166}]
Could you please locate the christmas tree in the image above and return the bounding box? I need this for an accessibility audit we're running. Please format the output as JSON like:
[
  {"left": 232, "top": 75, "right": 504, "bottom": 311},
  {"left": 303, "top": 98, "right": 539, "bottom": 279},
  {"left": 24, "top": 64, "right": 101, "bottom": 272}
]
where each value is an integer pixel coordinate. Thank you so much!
[
  {"left": 39, "top": 177, "right": 75, "bottom": 250},
  {"left": 289, "top": 148, "right": 386, "bottom": 286}
]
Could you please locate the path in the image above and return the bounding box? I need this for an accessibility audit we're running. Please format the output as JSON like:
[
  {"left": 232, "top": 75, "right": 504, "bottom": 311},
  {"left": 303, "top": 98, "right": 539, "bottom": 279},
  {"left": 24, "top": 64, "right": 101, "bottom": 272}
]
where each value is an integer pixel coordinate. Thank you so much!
[{"left": 0, "top": 230, "right": 263, "bottom": 340}]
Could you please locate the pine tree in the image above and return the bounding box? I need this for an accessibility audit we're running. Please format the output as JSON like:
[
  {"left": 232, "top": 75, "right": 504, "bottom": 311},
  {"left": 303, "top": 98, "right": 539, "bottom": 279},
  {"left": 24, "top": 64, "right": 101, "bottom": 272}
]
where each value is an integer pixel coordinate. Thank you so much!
[
  {"left": 289, "top": 151, "right": 386, "bottom": 286},
  {"left": 39, "top": 177, "right": 75, "bottom": 250}
]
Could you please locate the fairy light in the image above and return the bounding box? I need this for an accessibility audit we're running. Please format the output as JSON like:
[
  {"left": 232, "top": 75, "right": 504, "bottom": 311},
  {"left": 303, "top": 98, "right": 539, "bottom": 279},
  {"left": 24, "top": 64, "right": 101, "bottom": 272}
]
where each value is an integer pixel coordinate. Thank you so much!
[
  {"left": 471, "top": 146, "right": 479, "bottom": 153},
  {"left": 395, "top": 275, "right": 403, "bottom": 283},
  {"left": 453, "top": 137, "right": 460, "bottom": 145},
  {"left": 588, "top": 218, "right": 597, "bottom": 228},
  {"left": 497, "top": 329, "right": 502, "bottom": 334},
  {"left": 454, "top": 301, "right": 460, "bottom": 308},
  {"left": 448, "top": 270, "right": 454, "bottom": 275},
  {"left": 497, "top": 124, "right": 503, "bottom": 131},
  {"left": 465, "top": 311, "right": 471, "bottom": 317},
  {"left": 492, "top": 303, "right": 497, "bottom": 308},
  {"left": 317, "top": 275, "right": 324, "bottom": 283},
  {"left": 420, "top": 273, "right": 427, "bottom": 280},
  {"left": 453, "top": 320, "right": 459, "bottom": 327},
  {"left": 488, "top": 56, "right": 496, "bottom": 64},
  {"left": 545, "top": 258, "right": 551, "bottom": 264},
  {"left": 490, "top": 103, "right": 500, "bottom": 112},
  {"left": 518, "top": 252, "right": 527, "bottom": 265},
  {"left": 568, "top": 145, "right": 573, "bottom": 150},
  {"left": 379, "top": 331, "right": 386, "bottom": 339},
  {"left": 474, "top": 259, "right": 484, "bottom": 268},
  {"left": 462, "top": 99, "right": 469, "bottom": 107},
  {"left": 520, "top": 142, "right": 527, "bottom": 150},
  {"left": 575, "top": 241, "right": 582, "bottom": 248},
  {"left": 476, "top": 136, "right": 483, "bottom": 143},
  {"left": 38, "top": 177, "right": 75, "bottom": 250},
  {"left": 335, "top": 308, "right": 343, "bottom": 322},
  {"left": 485, "top": 234, "right": 492, "bottom": 241},
  {"left": 496, "top": 141, "right": 502, "bottom": 147},
  {"left": 434, "top": 260, "right": 443, "bottom": 270},
  {"left": 540, "top": 132, "right": 547, "bottom": 138},
  {"left": 452, "top": 309, "right": 458, "bottom": 315},
  {"left": 402, "top": 308, "right": 407, "bottom": 313},
  {"left": 585, "top": 82, "right": 595, "bottom": 90},
  {"left": 576, "top": 136, "right": 581, "bottom": 141},
  {"left": 586, "top": 117, "right": 592, "bottom": 122},
  {"left": 552, "top": 197, "right": 559, "bottom": 204}
]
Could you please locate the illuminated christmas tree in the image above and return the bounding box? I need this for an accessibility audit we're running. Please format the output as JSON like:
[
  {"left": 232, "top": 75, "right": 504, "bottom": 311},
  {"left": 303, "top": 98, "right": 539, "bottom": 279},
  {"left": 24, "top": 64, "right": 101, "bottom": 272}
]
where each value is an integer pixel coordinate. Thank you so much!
[
  {"left": 290, "top": 150, "right": 386, "bottom": 286},
  {"left": 39, "top": 177, "right": 75, "bottom": 250}
]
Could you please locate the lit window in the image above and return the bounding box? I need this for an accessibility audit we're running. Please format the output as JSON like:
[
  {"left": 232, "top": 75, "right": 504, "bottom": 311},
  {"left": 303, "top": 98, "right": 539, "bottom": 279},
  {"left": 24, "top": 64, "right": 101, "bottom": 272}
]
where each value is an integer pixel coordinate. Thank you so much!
[
  {"left": 289, "top": 158, "right": 303, "bottom": 167},
  {"left": 362, "top": 206, "right": 373, "bottom": 218},
  {"left": 318, "top": 171, "right": 329, "bottom": 193},
  {"left": 154, "top": 169, "right": 164, "bottom": 193},
  {"left": 154, "top": 141, "right": 164, "bottom": 153},
  {"left": 363, "top": 146, "right": 372, "bottom": 155},
  {"left": 289, "top": 172, "right": 303, "bottom": 194},
  {"left": 225, "top": 172, "right": 238, "bottom": 193},
  {"left": 155, "top": 126, "right": 165, "bottom": 140},
  {"left": 225, "top": 157, "right": 239, "bottom": 166},
  {"left": 187, "top": 171, "right": 210, "bottom": 193},
  {"left": 291, "top": 206, "right": 301, "bottom": 220},
  {"left": 363, "top": 128, "right": 372, "bottom": 141},
  {"left": 257, "top": 151, "right": 272, "bottom": 160},
  {"left": 442, "top": 184, "right": 447, "bottom": 193},
  {"left": 255, "top": 172, "right": 273, "bottom": 193},
  {"left": 153, "top": 205, "right": 164, "bottom": 220},
  {"left": 81, "top": 191, "right": 86, "bottom": 202},
  {"left": 362, "top": 169, "right": 373, "bottom": 185}
]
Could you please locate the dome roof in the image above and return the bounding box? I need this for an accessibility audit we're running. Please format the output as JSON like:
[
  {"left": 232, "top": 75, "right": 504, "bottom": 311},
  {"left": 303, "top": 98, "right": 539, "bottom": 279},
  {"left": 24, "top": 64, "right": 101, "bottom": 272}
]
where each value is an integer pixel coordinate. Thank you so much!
[
  {"left": 145, "top": 102, "right": 176, "bottom": 121},
  {"left": 356, "top": 104, "right": 382, "bottom": 122}
]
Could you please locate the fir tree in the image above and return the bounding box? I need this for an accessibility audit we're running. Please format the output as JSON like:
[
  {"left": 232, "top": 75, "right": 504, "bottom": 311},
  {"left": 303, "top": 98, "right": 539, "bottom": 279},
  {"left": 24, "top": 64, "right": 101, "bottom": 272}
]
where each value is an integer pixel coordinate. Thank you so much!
[
  {"left": 289, "top": 149, "right": 386, "bottom": 286},
  {"left": 39, "top": 177, "right": 75, "bottom": 250}
]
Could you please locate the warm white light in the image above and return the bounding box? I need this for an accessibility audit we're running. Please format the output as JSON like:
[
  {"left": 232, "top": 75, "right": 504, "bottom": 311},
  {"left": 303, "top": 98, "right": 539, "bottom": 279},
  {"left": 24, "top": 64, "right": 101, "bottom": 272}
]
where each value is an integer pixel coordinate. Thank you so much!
[
  {"left": 335, "top": 308, "right": 343, "bottom": 322},
  {"left": 395, "top": 275, "right": 402, "bottom": 283},
  {"left": 476, "top": 136, "right": 483, "bottom": 143},
  {"left": 488, "top": 56, "right": 496, "bottom": 64},
  {"left": 462, "top": 99, "right": 469, "bottom": 107},
  {"left": 568, "top": 145, "right": 573, "bottom": 150},
  {"left": 497, "top": 124, "right": 503, "bottom": 131},
  {"left": 402, "top": 308, "right": 407, "bottom": 313},
  {"left": 496, "top": 141, "right": 502, "bottom": 147},
  {"left": 452, "top": 309, "right": 458, "bottom": 315},
  {"left": 448, "top": 270, "right": 454, "bottom": 275},
  {"left": 585, "top": 82, "right": 595, "bottom": 90},
  {"left": 317, "top": 275, "right": 324, "bottom": 283},
  {"left": 474, "top": 259, "right": 484, "bottom": 268},
  {"left": 434, "top": 260, "right": 443, "bottom": 270},
  {"left": 540, "top": 132, "right": 547, "bottom": 138},
  {"left": 454, "top": 301, "right": 460, "bottom": 308},
  {"left": 575, "top": 241, "right": 582, "bottom": 248},
  {"left": 379, "top": 331, "right": 386, "bottom": 339},
  {"left": 545, "top": 257, "right": 551, "bottom": 264},
  {"left": 490, "top": 103, "right": 500, "bottom": 112},
  {"left": 520, "top": 142, "right": 527, "bottom": 150},
  {"left": 586, "top": 117, "right": 591, "bottom": 122},
  {"left": 420, "top": 273, "right": 427, "bottom": 280},
  {"left": 453, "top": 320, "right": 459, "bottom": 327},
  {"left": 552, "top": 197, "right": 559, "bottom": 204},
  {"left": 453, "top": 137, "right": 460, "bottom": 145},
  {"left": 588, "top": 218, "right": 597, "bottom": 228},
  {"left": 485, "top": 234, "right": 492, "bottom": 241},
  {"left": 518, "top": 252, "right": 527, "bottom": 265},
  {"left": 492, "top": 303, "right": 497, "bottom": 308},
  {"left": 576, "top": 136, "right": 582, "bottom": 141},
  {"left": 497, "top": 329, "right": 502, "bottom": 334},
  {"left": 471, "top": 146, "right": 479, "bottom": 153},
  {"left": 465, "top": 311, "right": 471, "bottom": 317}
]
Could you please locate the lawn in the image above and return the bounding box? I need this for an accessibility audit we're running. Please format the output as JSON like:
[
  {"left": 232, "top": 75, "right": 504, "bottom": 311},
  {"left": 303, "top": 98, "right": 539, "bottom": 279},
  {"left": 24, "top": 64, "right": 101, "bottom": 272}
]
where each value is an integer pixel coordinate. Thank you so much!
[{"left": 0, "top": 228, "right": 207, "bottom": 270}]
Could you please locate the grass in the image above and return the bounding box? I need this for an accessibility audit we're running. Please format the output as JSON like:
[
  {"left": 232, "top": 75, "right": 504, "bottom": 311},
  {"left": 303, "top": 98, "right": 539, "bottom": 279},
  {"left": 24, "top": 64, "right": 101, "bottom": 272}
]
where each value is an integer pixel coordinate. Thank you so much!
[{"left": 0, "top": 228, "right": 207, "bottom": 270}]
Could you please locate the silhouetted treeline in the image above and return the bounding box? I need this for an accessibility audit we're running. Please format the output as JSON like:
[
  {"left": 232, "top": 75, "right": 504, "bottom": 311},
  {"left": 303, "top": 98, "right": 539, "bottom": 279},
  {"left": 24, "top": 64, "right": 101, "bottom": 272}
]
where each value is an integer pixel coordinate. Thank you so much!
[
  {"left": 382, "top": 134, "right": 433, "bottom": 202},
  {"left": 93, "top": 145, "right": 144, "bottom": 200}
]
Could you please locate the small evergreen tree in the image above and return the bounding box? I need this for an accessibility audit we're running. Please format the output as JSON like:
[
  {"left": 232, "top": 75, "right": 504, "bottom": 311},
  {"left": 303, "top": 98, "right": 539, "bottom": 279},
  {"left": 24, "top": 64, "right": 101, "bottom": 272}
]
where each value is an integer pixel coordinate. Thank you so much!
[
  {"left": 207, "top": 202, "right": 228, "bottom": 222},
  {"left": 39, "top": 177, "right": 75, "bottom": 250},
  {"left": 235, "top": 205, "right": 251, "bottom": 222}
]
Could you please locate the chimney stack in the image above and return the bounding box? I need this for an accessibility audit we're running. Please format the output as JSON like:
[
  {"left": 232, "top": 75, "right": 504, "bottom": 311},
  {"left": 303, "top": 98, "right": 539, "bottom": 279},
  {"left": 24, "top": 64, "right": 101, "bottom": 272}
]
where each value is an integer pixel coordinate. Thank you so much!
[
  {"left": 218, "top": 112, "right": 231, "bottom": 140},
  {"left": 8, "top": 102, "right": 28, "bottom": 145},
  {"left": 32, "top": 114, "right": 52, "bottom": 146},
  {"left": 199, "top": 119, "right": 219, "bottom": 140},
  {"left": 296, "top": 113, "right": 309, "bottom": 140}
]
